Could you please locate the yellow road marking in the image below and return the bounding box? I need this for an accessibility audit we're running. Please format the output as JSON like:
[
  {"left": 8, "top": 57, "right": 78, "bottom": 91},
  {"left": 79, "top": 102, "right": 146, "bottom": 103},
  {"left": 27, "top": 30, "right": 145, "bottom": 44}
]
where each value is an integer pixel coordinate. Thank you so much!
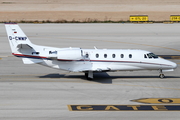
[
  {"left": 132, "top": 98, "right": 180, "bottom": 104},
  {"left": 171, "top": 56, "right": 180, "bottom": 59}
]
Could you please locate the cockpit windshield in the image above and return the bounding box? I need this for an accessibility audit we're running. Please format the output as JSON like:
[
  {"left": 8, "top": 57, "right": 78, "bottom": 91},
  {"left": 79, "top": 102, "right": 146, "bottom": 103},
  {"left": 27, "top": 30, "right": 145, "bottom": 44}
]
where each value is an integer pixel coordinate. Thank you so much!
[{"left": 145, "top": 53, "right": 158, "bottom": 59}]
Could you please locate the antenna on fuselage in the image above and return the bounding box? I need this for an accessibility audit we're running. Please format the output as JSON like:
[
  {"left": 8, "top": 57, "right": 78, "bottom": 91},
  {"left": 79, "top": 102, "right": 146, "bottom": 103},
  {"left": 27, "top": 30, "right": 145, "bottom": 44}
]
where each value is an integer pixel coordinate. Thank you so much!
[{"left": 94, "top": 46, "right": 98, "bottom": 49}]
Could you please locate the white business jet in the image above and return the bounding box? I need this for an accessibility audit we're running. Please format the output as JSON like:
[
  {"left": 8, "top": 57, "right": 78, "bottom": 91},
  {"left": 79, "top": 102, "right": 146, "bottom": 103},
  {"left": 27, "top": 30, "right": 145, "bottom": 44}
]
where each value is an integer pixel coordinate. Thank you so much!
[{"left": 5, "top": 23, "right": 177, "bottom": 80}]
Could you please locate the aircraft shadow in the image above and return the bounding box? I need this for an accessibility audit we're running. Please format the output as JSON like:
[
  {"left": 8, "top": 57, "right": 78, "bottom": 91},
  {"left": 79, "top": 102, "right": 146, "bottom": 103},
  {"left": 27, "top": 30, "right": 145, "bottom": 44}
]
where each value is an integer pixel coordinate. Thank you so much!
[
  {"left": 38, "top": 72, "right": 113, "bottom": 84},
  {"left": 39, "top": 74, "right": 66, "bottom": 78},
  {"left": 38, "top": 73, "right": 180, "bottom": 84}
]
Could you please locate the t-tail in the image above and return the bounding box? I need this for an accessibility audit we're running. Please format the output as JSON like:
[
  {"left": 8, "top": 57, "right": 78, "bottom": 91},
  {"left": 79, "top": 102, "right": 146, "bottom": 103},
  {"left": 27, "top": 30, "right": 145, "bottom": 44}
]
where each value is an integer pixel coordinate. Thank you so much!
[
  {"left": 5, "top": 23, "right": 44, "bottom": 64},
  {"left": 5, "top": 23, "right": 34, "bottom": 54}
]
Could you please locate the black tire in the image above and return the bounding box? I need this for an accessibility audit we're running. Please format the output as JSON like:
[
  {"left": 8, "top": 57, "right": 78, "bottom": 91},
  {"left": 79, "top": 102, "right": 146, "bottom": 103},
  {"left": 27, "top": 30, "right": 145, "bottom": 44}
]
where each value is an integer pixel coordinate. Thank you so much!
[
  {"left": 85, "top": 73, "right": 88, "bottom": 79},
  {"left": 159, "top": 74, "right": 165, "bottom": 79},
  {"left": 85, "top": 73, "right": 93, "bottom": 80}
]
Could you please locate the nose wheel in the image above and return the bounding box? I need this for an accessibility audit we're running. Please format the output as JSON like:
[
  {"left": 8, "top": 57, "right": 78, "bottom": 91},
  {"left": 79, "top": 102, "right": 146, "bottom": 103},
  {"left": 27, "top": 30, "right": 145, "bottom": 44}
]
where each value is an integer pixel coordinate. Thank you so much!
[
  {"left": 159, "top": 70, "right": 165, "bottom": 79},
  {"left": 159, "top": 74, "right": 165, "bottom": 79}
]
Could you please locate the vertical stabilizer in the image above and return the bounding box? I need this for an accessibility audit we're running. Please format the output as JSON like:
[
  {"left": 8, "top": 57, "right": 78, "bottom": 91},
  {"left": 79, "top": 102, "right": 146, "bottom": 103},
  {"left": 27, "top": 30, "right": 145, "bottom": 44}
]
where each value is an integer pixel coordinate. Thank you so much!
[
  {"left": 5, "top": 23, "right": 43, "bottom": 64},
  {"left": 5, "top": 23, "right": 34, "bottom": 53}
]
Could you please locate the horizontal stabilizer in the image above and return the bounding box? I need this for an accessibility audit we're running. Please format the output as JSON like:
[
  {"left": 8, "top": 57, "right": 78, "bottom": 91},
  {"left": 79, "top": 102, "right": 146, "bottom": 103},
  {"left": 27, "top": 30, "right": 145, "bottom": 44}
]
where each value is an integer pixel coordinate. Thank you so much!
[
  {"left": 22, "top": 58, "right": 43, "bottom": 64},
  {"left": 17, "top": 44, "right": 33, "bottom": 49}
]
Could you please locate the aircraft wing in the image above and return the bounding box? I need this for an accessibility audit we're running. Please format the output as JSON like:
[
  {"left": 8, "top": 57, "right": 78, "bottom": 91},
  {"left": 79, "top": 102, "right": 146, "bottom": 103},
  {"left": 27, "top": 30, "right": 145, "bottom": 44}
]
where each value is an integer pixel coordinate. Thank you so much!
[
  {"left": 72, "top": 68, "right": 110, "bottom": 72},
  {"left": 71, "top": 63, "right": 111, "bottom": 72}
]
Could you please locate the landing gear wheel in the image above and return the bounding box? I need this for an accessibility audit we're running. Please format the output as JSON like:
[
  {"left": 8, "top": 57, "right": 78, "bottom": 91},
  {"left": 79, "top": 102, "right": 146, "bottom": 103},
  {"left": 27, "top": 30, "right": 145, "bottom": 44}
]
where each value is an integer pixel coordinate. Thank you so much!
[
  {"left": 85, "top": 73, "right": 88, "bottom": 79},
  {"left": 159, "top": 74, "right": 165, "bottom": 79},
  {"left": 87, "top": 77, "right": 93, "bottom": 80},
  {"left": 85, "top": 72, "right": 93, "bottom": 80}
]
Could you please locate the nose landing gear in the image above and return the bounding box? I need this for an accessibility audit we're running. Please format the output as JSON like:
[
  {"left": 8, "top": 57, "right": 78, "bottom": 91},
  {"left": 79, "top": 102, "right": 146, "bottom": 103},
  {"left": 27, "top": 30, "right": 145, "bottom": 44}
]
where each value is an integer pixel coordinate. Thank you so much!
[
  {"left": 159, "top": 74, "right": 165, "bottom": 79},
  {"left": 159, "top": 70, "right": 165, "bottom": 79}
]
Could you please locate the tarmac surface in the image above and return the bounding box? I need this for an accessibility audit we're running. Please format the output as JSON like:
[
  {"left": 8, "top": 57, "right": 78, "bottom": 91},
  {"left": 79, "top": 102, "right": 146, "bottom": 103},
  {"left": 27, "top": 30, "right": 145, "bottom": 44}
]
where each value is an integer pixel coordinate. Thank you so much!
[{"left": 0, "top": 23, "right": 180, "bottom": 120}]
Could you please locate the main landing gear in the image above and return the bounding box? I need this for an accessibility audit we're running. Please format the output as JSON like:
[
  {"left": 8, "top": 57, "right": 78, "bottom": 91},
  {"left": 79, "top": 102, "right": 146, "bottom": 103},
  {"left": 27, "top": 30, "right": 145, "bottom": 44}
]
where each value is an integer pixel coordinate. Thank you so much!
[
  {"left": 85, "top": 71, "right": 93, "bottom": 80},
  {"left": 159, "top": 70, "right": 165, "bottom": 79}
]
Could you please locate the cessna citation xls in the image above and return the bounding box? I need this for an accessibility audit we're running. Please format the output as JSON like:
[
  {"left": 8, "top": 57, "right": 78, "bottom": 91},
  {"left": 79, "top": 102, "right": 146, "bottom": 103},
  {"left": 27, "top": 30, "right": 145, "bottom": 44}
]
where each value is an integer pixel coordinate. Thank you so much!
[{"left": 5, "top": 23, "right": 177, "bottom": 80}]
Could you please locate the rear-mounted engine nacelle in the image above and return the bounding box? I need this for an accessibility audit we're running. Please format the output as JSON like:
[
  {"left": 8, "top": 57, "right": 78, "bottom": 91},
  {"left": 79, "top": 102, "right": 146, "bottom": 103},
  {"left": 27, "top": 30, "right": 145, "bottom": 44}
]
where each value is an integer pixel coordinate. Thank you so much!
[{"left": 57, "top": 49, "right": 83, "bottom": 60}]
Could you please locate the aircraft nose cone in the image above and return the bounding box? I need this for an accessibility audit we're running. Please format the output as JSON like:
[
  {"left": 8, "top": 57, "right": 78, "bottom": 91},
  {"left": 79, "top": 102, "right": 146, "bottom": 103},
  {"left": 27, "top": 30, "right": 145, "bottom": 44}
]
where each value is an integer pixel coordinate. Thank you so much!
[
  {"left": 172, "top": 62, "right": 177, "bottom": 69},
  {"left": 161, "top": 60, "right": 177, "bottom": 70},
  {"left": 168, "top": 61, "right": 178, "bottom": 69}
]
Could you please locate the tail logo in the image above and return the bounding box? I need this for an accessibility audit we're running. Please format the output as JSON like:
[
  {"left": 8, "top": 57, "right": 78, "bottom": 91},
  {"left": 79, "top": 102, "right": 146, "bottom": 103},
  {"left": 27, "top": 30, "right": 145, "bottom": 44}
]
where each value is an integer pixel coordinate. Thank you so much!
[{"left": 9, "top": 36, "right": 27, "bottom": 41}]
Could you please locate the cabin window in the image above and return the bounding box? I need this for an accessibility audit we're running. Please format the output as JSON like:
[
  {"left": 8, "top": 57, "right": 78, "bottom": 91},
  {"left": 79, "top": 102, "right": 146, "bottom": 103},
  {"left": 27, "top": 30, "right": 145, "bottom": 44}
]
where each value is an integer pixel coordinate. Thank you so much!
[
  {"left": 104, "top": 54, "right": 107, "bottom": 58},
  {"left": 149, "top": 53, "right": 158, "bottom": 58},
  {"left": 129, "top": 54, "right": 132, "bottom": 58},
  {"left": 144, "top": 54, "right": 147, "bottom": 58},
  {"left": 81, "top": 50, "right": 83, "bottom": 56},
  {"left": 120, "top": 54, "right": 124, "bottom": 58},
  {"left": 112, "top": 54, "right": 116, "bottom": 58},
  {"left": 145, "top": 53, "right": 158, "bottom": 59},
  {"left": 96, "top": 54, "right": 99, "bottom": 58},
  {"left": 85, "top": 54, "right": 89, "bottom": 58},
  {"left": 147, "top": 54, "right": 152, "bottom": 58}
]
